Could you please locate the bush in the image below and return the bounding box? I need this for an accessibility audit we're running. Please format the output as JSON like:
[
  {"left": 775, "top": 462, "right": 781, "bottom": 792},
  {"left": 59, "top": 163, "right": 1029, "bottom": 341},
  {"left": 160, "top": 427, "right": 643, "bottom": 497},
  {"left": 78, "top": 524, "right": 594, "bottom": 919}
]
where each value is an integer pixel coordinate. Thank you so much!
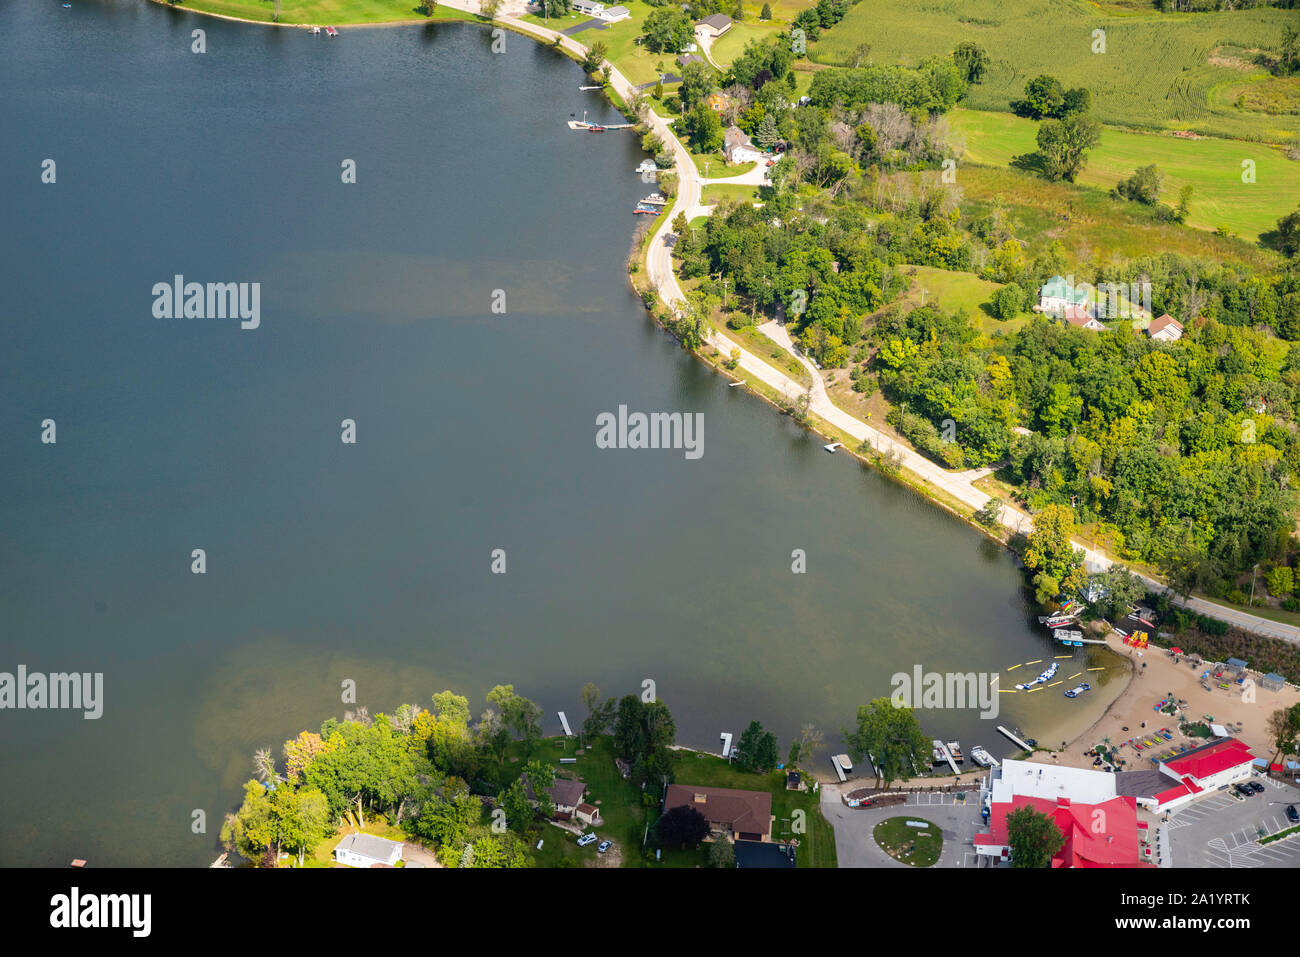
[{"left": 990, "top": 283, "right": 1026, "bottom": 320}]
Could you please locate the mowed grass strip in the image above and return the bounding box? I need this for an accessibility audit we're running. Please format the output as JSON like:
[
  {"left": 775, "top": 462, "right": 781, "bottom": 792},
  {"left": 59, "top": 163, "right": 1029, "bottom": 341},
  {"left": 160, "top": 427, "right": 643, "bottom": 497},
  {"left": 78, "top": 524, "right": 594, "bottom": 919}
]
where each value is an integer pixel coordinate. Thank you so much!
[
  {"left": 808, "top": 0, "right": 1300, "bottom": 142},
  {"left": 949, "top": 108, "right": 1300, "bottom": 242},
  {"left": 171, "top": 0, "right": 472, "bottom": 24}
]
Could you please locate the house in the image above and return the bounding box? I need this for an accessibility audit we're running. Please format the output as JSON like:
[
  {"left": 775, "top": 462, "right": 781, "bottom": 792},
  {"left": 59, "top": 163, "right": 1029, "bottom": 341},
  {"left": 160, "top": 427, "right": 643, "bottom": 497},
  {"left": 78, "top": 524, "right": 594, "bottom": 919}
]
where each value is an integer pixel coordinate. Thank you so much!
[
  {"left": 522, "top": 773, "right": 588, "bottom": 816},
  {"left": 1038, "top": 274, "right": 1090, "bottom": 317},
  {"left": 572, "top": 0, "right": 604, "bottom": 14},
  {"left": 663, "top": 784, "right": 773, "bottom": 842},
  {"left": 1148, "top": 738, "right": 1255, "bottom": 814},
  {"left": 695, "top": 13, "right": 733, "bottom": 38},
  {"left": 734, "top": 840, "right": 796, "bottom": 868},
  {"left": 333, "top": 833, "right": 404, "bottom": 868},
  {"left": 574, "top": 802, "right": 602, "bottom": 826},
  {"left": 1062, "top": 303, "right": 1105, "bottom": 331},
  {"left": 723, "top": 125, "right": 763, "bottom": 165},
  {"left": 1147, "top": 313, "right": 1184, "bottom": 341},
  {"left": 705, "top": 91, "right": 729, "bottom": 113},
  {"left": 675, "top": 54, "right": 704, "bottom": 68},
  {"left": 599, "top": 4, "right": 629, "bottom": 22}
]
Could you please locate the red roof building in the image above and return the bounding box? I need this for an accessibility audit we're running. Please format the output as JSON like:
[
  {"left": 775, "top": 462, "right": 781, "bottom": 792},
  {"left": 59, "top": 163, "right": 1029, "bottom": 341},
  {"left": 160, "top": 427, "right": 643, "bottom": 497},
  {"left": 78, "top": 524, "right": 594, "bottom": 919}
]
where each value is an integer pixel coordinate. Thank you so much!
[
  {"left": 974, "top": 794, "right": 1153, "bottom": 868},
  {"left": 1148, "top": 738, "right": 1254, "bottom": 813}
]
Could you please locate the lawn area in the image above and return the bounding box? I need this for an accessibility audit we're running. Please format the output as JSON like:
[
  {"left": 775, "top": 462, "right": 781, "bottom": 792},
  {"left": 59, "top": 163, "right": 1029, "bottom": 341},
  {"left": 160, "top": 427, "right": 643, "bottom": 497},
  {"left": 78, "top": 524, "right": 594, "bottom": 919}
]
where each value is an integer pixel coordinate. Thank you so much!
[
  {"left": 709, "top": 19, "right": 785, "bottom": 69},
  {"left": 687, "top": 151, "right": 756, "bottom": 178},
  {"left": 560, "top": 3, "right": 697, "bottom": 88},
  {"left": 702, "top": 182, "right": 760, "bottom": 205},
  {"left": 173, "top": 0, "right": 475, "bottom": 25},
  {"left": 669, "top": 751, "right": 838, "bottom": 867},
  {"left": 896, "top": 264, "right": 1003, "bottom": 321},
  {"left": 950, "top": 108, "right": 1300, "bottom": 243},
  {"left": 873, "top": 815, "right": 941, "bottom": 867},
  {"left": 809, "top": 0, "right": 1300, "bottom": 142}
]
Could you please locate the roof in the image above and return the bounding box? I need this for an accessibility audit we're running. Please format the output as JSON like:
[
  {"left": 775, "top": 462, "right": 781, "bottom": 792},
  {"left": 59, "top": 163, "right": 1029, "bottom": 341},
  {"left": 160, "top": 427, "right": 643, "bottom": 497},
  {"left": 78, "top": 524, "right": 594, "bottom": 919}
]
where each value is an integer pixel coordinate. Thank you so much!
[
  {"left": 1040, "top": 275, "right": 1088, "bottom": 304},
  {"left": 1148, "top": 313, "right": 1183, "bottom": 336},
  {"left": 982, "top": 794, "right": 1148, "bottom": 868},
  {"left": 697, "top": 13, "right": 732, "bottom": 29},
  {"left": 734, "top": 840, "right": 796, "bottom": 868},
  {"left": 1113, "top": 769, "right": 1174, "bottom": 799},
  {"left": 604, "top": 4, "right": 629, "bottom": 14},
  {"left": 1162, "top": 738, "right": 1254, "bottom": 780},
  {"left": 575, "top": 802, "right": 599, "bottom": 816},
  {"left": 724, "top": 125, "right": 754, "bottom": 152},
  {"left": 1062, "top": 304, "right": 1100, "bottom": 327},
  {"left": 1226, "top": 657, "right": 1248, "bottom": 669},
  {"left": 522, "top": 772, "right": 586, "bottom": 807},
  {"left": 675, "top": 54, "right": 704, "bottom": 66},
  {"left": 335, "top": 833, "right": 402, "bottom": 861},
  {"left": 990, "top": 759, "right": 1118, "bottom": 806},
  {"left": 664, "top": 784, "right": 772, "bottom": 836}
]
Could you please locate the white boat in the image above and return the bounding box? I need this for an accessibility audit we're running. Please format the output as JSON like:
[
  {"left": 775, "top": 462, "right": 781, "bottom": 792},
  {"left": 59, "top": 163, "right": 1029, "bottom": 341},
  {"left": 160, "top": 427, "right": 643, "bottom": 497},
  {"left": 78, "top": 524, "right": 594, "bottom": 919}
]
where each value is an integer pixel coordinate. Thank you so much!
[
  {"left": 969, "top": 745, "right": 999, "bottom": 769},
  {"left": 824, "top": 442, "right": 842, "bottom": 453},
  {"left": 636, "top": 160, "right": 657, "bottom": 173},
  {"left": 947, "top": 741, "right": 964, "bottom": 764},
  {"left": 1015, "top": 661, "right": 1059, "bottom": 690}
]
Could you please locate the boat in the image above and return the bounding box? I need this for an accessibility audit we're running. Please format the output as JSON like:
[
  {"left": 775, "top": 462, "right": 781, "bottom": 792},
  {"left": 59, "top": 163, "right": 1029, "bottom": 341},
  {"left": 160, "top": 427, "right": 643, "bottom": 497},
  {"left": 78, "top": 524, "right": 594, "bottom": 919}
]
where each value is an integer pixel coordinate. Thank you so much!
[
  {"left": 579, "top": 85, "right": 603, "bottom": 91},
  {"left": 587, "top": 125, "right": 606, "bottom": 132},
  {"left": 824, "top": 442, "right": 842, "bottom": 453},
  {"left": 311, "top": 25, "right": 320, "bottom": 34},
  {"left": 969, "top": 745, "right": 999, "bottom": 769},
  {"left": 1015, "top": 661, "right": 1059, "bottom": 691},
  {"left": 326, "top": 26, "right": 338, "bottom": 36},
  {"left": 1064, "top": 682, "right": 1092, "bottom": 699},
  {"left": 632, "top": 204, "right": 659, "bottom": 214},
  {"left": 639, "top": 193, "right": 667, "bottom": 206},
  {"left": 1039, "top": 613, "right": 1079, "bottom": 628},
  {"left": 947, "top": 741, "right": 964, "bottom": 764}
]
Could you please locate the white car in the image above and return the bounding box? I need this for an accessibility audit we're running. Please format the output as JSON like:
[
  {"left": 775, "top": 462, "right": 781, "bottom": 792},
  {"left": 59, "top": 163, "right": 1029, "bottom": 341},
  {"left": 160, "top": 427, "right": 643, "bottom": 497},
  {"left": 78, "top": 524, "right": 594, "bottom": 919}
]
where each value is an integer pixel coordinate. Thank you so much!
[
  {"left": 576, "top": 833, "right": 597, "bottom": 847},
  {"left": 597, "top": 840, "right": 612, "bottom": 854}
]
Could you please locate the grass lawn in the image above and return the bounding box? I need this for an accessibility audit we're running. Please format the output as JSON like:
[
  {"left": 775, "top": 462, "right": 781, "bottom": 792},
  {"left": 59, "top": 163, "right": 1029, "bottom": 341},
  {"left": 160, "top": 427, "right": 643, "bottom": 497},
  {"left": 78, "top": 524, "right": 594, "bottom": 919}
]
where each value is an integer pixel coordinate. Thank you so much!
[
  {"left": 668, "top": 751, "right": 838, "bottom": 867},
  {"left": 688, "top": 151, "right": 755, "bottom": 178},
  {"left": 873, "top": 815, "right": 941, "bottom": 867},
  {"left": 702, "top": 182, "right": 760, "bottom": 205},
  {"left": 896, "top": 264, "right": 1003, "bottom": 320},
  {"left": 809, "top": 0, "right": 1300, "bottom": 143},
  {"left": 949, "top": 108, "right": 1300, "bottom": 243},
  {"left": 709, "top": 20, "right": 785, "bottom": 69}
]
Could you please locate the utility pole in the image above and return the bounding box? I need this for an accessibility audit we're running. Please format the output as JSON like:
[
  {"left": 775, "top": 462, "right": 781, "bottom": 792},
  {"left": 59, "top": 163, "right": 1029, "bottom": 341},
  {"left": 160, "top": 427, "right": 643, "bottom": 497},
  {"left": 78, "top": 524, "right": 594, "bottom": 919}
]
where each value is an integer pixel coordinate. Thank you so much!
[
  {"left": 721, "top": 277, "right": 728, "bottom": 306},
  {"left": 1249, "top": 563, "right": 1258, "bottom": 607}
]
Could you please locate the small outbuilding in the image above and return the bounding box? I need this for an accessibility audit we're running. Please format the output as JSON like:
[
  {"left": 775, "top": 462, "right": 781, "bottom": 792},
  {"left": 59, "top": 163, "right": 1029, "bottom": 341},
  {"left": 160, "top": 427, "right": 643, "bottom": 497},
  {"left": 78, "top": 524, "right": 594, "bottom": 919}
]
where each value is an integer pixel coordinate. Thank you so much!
[{"left": 1261, "top": 672, "right": 1286, "bottom": 692}]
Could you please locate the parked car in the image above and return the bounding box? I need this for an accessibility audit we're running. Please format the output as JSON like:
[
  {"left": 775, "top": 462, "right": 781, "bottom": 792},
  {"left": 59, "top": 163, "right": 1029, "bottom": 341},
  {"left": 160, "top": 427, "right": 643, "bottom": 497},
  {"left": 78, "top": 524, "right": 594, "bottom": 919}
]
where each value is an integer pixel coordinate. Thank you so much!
[
  {"left": 1247, "top": 780, "right": 1266, "bottom": 794},
  {"left": 1233, "top": 784, "right": 1252, "bottom": 798},
  {"left": 597, "top": 840, "right": 612, "bottom": 854},
  {"left": 1286, "top": 805, "right": 1299, "bottom": 823},
  {"left": 576, "top": 833, "right": 597, "bottom": 847}
]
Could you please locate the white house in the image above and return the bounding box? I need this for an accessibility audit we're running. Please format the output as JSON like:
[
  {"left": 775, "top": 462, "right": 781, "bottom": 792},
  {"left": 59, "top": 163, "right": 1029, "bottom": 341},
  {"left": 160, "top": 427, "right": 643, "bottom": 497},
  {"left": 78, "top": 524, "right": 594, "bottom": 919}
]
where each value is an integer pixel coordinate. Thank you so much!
[
  {"left": 333, "top": 833, "right": 404, "bottom": 868},
  {"left": 1147, "top": 313, "right": 1184, "bottom": 341},
  {"left": 1147, "top": 738, "right": 1255, "bottom": 814},
  {"left": 599, "top": 4, "right": 630, "bottom": 21},
  {"left": 1038, "top": 274, "right": 1091, "bottom": 317},
  {"left": 724, "top": 125, "right": 763, "bottom": 165},
  {"left": 572, "top": 0, "right": 604, "bottom": 15},
  {"left": 1062, "top": 303, "right": 1105, "bottom": 332}
]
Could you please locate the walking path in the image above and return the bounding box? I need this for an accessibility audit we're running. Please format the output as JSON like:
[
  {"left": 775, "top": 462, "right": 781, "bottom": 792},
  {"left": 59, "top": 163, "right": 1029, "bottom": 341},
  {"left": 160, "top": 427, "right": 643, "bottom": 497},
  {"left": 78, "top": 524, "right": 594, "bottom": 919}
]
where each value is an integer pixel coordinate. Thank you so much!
[{"left": 403, "top": 2, "right": 1300, "bottom": 644}]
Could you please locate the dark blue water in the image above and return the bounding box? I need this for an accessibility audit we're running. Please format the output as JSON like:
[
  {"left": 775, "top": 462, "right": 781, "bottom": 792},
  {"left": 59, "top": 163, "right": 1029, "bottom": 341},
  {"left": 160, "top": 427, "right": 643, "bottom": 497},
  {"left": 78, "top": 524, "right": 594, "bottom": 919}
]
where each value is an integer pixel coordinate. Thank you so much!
[{"left": 0, "top": 1, "right": 1102, "bottom": 866}]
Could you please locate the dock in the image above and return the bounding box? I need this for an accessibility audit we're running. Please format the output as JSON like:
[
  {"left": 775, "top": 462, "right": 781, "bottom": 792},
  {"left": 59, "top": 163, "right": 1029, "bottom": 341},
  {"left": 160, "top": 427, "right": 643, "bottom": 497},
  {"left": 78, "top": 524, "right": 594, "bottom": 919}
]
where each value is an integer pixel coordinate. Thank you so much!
[
  {"left": 932, "top": 739, "right": 960, "bottom": 775},
  {"left": 567, "top": 120, "right": 635, "bottom": 130},
  {"left": 831, "top": 753, "right": 851, "bottom": 783},
  {"left": 997, "top": 726, "right": 1033, "bottom": 752},
  {"left": 557, "top": 711, "right": 573, "bottom": 737}
]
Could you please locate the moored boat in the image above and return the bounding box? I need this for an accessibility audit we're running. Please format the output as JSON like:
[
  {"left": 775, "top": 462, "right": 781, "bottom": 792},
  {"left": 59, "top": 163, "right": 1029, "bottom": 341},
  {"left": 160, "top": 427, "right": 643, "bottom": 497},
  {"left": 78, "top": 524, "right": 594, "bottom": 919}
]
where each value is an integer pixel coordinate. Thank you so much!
[{"left": 969, "top": 745, "right": 999, "bottom": 769}]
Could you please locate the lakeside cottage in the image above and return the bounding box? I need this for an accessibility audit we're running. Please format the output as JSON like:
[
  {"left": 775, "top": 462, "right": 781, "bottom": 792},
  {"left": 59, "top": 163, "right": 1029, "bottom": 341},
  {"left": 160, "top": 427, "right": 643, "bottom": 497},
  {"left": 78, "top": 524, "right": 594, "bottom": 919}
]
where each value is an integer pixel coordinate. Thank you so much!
[
  {"left": 333, "top": 833, "right": 403, "bottom": 868},
  {"left": 664, "top": 783, "right": 773, "bottom": 842},
  {"left": 522, "top": 772, "right": 588, "bottom": 817},
  {"left": 724, "top": 125, "right": 763, "bottom": 165}
]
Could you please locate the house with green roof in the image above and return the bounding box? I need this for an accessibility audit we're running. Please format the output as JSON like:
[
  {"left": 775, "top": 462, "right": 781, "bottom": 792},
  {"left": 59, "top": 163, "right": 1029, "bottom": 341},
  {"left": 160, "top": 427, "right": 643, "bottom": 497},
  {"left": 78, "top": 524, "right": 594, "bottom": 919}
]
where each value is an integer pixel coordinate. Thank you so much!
[{"left": 1038, "top": 275, "right": 1091, "bottom": 317}]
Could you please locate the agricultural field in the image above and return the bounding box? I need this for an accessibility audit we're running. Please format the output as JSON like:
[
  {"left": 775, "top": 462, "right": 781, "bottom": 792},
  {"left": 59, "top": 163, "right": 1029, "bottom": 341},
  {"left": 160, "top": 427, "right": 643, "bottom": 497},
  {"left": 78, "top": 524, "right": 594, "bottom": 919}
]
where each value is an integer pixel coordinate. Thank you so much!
[
  {"left": 949, "top": 108, "right": 1300, "bottom": 243},
  {"left": 809, "top": 0, "right": 1300, "bottom": 142}
]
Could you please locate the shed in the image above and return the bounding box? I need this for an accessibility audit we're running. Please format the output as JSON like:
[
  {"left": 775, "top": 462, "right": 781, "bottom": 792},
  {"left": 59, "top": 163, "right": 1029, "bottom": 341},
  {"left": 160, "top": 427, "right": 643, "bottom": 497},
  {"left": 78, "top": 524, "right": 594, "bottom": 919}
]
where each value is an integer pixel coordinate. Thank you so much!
[
  {"left": 1225, "top": 657, "right": 1248, "bottom": 675},
  {"left": 1261, "top": 672, "right": 1286, "bottom": 692}
]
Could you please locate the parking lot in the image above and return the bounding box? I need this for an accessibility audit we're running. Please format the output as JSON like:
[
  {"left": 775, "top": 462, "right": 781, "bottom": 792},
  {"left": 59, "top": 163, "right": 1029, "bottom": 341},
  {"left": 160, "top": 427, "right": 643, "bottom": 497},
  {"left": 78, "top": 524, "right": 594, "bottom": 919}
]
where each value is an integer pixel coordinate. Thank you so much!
[
  {"left": 1166, "top": 777, "right": 1300, "bottom": 868},
  {"left": 820, "top": 787, "right": 986, "bottom": 868}
]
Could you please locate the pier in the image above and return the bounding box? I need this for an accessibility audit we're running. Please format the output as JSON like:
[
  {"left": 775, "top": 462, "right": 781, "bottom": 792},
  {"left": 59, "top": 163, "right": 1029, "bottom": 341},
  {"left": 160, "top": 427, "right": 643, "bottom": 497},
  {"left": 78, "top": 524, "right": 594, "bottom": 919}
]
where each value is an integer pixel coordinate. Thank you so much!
[
  {"left": 932, "top": 739, "right": 960, "bottom": 775},
  {"left": 997, "top": 726, "right": 1033, "bottom": 751}
]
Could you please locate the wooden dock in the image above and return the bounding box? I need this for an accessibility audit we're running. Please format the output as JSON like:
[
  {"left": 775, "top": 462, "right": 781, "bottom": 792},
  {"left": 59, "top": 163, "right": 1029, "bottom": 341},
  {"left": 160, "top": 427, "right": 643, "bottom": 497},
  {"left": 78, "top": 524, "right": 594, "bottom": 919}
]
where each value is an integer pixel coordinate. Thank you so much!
[
  {"left": 567, "top": 120, "right": 635, "bottom": 130},
  {"left": 997, "top": 726, "right": 1033, "bottom": 751}
]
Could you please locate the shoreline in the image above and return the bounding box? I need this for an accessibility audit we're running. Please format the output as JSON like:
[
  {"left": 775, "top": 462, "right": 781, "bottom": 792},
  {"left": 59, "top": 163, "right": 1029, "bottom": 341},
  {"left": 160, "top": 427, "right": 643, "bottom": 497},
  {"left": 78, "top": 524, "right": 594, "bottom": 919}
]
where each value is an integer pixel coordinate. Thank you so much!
[{"left": 153, "top": 0, "right": 1300, "bottom": 649}]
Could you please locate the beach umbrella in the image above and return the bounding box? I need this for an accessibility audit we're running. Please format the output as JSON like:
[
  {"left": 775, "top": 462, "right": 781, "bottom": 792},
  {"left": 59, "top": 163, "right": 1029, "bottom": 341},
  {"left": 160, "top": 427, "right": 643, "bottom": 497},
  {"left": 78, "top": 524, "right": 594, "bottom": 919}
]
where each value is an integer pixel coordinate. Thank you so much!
[{"left": 1170, "top": 647, "right": 1183, "bottom": 654}]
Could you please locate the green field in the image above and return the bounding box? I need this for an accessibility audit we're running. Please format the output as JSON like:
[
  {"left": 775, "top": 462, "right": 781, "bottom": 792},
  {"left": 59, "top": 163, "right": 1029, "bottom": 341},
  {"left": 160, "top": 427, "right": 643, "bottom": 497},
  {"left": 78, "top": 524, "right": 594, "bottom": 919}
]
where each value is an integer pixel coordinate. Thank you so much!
[
  {"left": 810, "top": 0, "right": 1300, "bottom": 142},
  {"left": 873, "top": 816, "right": 941, "bottom": 866},
  {"left": 949, "top": 108, "right": 1300, "bottom": 242},
  {"left": 702, "top": 182, "right": 761, "bottom": 204},
  {"left": 168, "top": 0, "right": 473, "bottom": 24}
]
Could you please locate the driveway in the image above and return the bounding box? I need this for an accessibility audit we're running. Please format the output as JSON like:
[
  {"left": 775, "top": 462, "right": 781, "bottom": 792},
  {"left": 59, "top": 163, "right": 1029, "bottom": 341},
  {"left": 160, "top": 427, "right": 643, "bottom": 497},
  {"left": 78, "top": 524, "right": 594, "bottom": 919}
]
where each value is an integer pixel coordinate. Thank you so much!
[{"left": 820, "top": 784, "right": 985, "bottom": 868}]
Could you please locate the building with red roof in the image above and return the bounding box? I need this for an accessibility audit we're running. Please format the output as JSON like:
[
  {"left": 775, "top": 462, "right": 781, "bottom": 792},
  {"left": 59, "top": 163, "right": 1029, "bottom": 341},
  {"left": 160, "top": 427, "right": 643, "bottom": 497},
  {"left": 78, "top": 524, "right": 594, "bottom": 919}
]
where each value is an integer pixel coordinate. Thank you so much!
[
  {"left": 973, "top": 794, "right": 1153, "bottom": 868},
  {"left": 1146, "top": 738, "right": 1254, "bottom": 813}
]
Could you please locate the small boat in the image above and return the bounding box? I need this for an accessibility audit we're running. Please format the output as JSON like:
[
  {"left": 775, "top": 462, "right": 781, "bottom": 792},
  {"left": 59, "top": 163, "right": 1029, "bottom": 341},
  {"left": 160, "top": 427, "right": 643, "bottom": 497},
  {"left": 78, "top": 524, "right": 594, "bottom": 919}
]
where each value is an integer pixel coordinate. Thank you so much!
[
  {"left": 587, "top": 125, "right": 606, "bottom": 133},
  {"left": 639, "top": 193, "right": 667, "bottom": 206},
  {"left": 824, "top": 442, "right": 842, "bottom": 453},
  {"left": 326, "top": 26, "right": 339, "bottom": 36},
  {"left": 636, "top": 160, "right": 657, "bottom": 174},
  {"left": 1039, "top": 613, "right": 1079, "bottom": 628},
  {"left": 969, "top": 745, "right": 999, "bottom": 769},
  {"left": 1064, "top": 682, "right": 1091, "bottom": 698},
  {"left": 632, "top": 207, "right": 658, "bottom": 215},
  {"left": 947, "top": 741, "right": 964, "bottom": 764},
  {"left": 579, "top": 85, "right": 603, "bottom": 91}
]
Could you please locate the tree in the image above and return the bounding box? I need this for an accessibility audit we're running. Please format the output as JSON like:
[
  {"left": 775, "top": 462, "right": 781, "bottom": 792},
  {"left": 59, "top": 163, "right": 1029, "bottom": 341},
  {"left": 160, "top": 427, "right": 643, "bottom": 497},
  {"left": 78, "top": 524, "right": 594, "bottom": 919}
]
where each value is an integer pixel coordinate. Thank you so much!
[
  {"left": 643, "top": 7, "right": 692, "bottom": 54},
  {"left": 486, "top": 685, "right": 543, "bottom": 754},
  {"left": 1014, "top": 75, "right": 1064, "bottom": 119},
  {"left": 1115, "top": 164, "right": 1163, "bottom": 205},
  {"left": 613, "top": 695, "right": 646, "bottom": 759},
  {"left": 253, "top": 747, "right": 276, "bottom": 783},
  {"left": 1266, "top": 564, "right": 1294, "bottom": 598},
  {"left": 1007, "top": 804, "right": 1065, "bottom": 867},
  {"left": 842, "top": 698, "right": 930, "bottom": 788},
  {"left": 952, "top": 41, "right": 987, "bottom": 84},
  {"left": 223, "top": 780, "right": 278, "bottom": 863},
  {"left": 760, "top": 2, "right": 771, "bottom": 19},
  {"left": 480, "top": 0, "right": 500, "bottom": 19},
  {"left": 497, "top": 779, "right": 535, "bottom": 833},
  {"left": 787, "top": 723, "right": 824, "bottom": 768},
  {"left": 273, "top": 785, "right": 331, "bottom": 866},
  {"left": 735, "top": 719, "right": 779, "bottom": 772},
  {"left": 580, "top": 682, "right": 616, "bottom": 737},
  {"left": 1266, "top": 703, "right": 1300, "bottom": 766},
  {"left": 656, "top": 804, "right": 711, "bottom": 847},
  {"left": 419, "top": 0, "right": 437, "bottom": 15},
  {"left": 583, "top": 40, "right": 608, "bottom": 77},
  {"left": 687, "top": 102, "right": 725, "bottom": 153},
  {"left": 679, "top": 61, "right": 716, "bottom": 111},
  {"left": 1036, "top": 113, "right": 1101, "bottom": 183},
  {"left": 755, "top": 110, "right": 782, "bottom": 150},
  {"left": 1278, "top": 206, "right": 1300, "bottom": 258},
  {"left": 1023, "top": 504, "right": 1087, "bottom": 604},
  {"left": 974, "top": 496, "right": 1003, "bottom": 528},
  {"left": 990, "top": 283, "right": 1026, "bottom": 320},
  {"left": 1061, "top": 86, "right": 1091, "bottom": 116},
  {"left": 1087, "top": 565, "right": 1147, "bottom": 621},
  {"left": 708, "top": 834, "right": 735, "bottom": 867}
]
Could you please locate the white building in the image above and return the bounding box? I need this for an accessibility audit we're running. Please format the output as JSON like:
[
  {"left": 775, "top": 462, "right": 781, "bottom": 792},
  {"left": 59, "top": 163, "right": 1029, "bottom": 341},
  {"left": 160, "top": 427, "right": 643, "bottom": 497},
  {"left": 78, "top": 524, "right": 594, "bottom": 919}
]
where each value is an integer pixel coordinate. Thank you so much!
[
  {"left": 724, "top": 125, "right": 763, "bottom": 166},
  {"left": 333, "top": 833, "right": 404, "bottom": 868},
  {"left": 1147, "top": 738, "right": 1255, "bottom": 814},
  {"left": 599, "top": 4, "right": 630, "bottom": 21},
  {"left": 572, "top": 0, "right": 604, "bottom": 15}
]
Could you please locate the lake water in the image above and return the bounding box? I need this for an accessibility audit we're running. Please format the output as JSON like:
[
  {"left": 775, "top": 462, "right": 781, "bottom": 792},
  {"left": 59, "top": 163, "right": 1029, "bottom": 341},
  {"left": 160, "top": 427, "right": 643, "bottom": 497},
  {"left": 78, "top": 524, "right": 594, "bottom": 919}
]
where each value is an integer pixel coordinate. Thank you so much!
[{"left": 0, "top": 1, "right": 1123, "bottom": 866}]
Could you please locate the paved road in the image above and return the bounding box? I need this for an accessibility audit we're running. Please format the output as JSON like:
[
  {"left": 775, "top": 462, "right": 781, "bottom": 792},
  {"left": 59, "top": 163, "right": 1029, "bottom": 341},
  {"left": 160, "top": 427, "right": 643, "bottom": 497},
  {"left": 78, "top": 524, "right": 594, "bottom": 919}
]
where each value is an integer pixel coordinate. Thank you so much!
[
  {"left": 819, "top": 784, "right": 985, "bottom": 868},
  {"left": 438, "top": 0, "right": 1300, "bottom": 646}
]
